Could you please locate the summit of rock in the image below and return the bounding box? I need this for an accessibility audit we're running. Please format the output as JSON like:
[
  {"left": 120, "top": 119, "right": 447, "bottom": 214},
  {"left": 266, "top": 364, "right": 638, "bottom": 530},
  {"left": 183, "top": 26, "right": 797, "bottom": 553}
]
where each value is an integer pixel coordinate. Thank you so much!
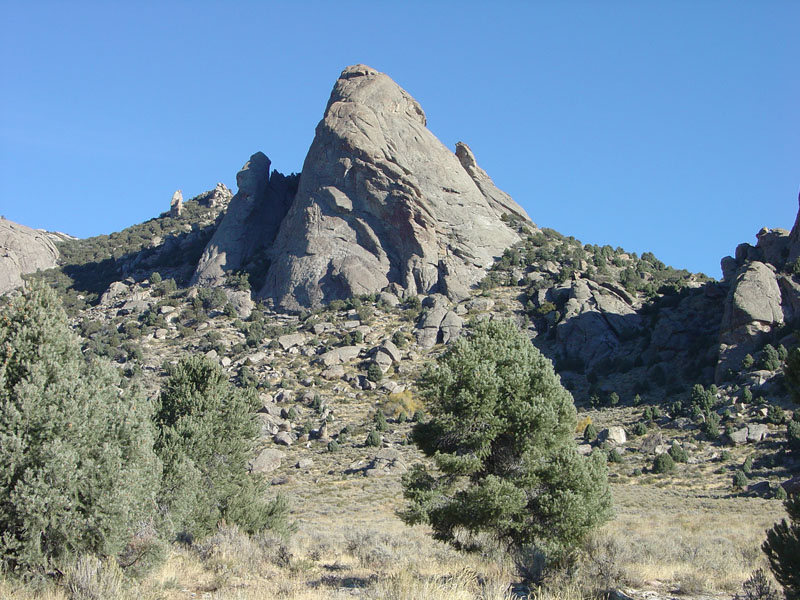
[{"left": 258, "top": 64, "right": 532, "bottom": 309}]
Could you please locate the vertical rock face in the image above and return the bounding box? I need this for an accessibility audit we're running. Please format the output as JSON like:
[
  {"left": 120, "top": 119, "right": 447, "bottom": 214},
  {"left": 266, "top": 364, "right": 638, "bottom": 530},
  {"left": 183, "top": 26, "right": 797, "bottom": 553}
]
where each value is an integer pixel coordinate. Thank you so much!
[
  {"left": 192, "top": 153, "right": 298, "bottom": 287},
  {"left": 259, "top": 64, "right": 530, "bottom": 310},
  {"left": 170, "top": 190, "right": 183, "bottom": 217},
  {"left": 0, "top": 219, "right": 60, "bottom": 295}
]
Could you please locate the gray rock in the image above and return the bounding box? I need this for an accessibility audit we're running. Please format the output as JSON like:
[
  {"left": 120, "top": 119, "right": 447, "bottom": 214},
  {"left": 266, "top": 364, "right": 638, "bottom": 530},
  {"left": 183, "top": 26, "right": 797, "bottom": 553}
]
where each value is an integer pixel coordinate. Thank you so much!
[
  {"left": 260, "top": 64, "right": 529, "bottom": 309},
  {"left": 372, "top": 350, "right": 393, "bottom": 373},
  {"left": 100, "top": 281, "right": 130, "bottom": 306},
  {"left": 600, "top": 426, "right": 627, "bottom": 446},
  {"left": 278, "top": 333, "right": 306, "bottom": 350},
  {"left": 440, "top": 311, "right": 464, "bottom": 344},
  {"left": 170, "top": 189, "right": 183, "bottom": 217},
  {"left": 378, "top": 291, "right": 400, "bottom": 307},
  {"left": 192, "top": 153, "right": 297, "bottom": 287},
  {"left": 746, "top": 423, "right": 769, "bottom": 443},
  {"left": 717, "top": 261, "right": 784, "bottom": 379},
  {"left": 273, "top": 431, "right": 294, "bottom": 446},
  {"left": 0, "top": 219, "right": 60, "bottom": 295},
  {"left": 321, "top": 365, "right": 345, "bottom": 380},
  {"left": 378, "top": 340, "right": 402, "bottom": 363},
  {"left": 640, "top": 432, "right": 665, "bottom": 454},
  {"left": 249, "top": 448, "right": 284, "bottom": 474},
  {"left": 296, "top": 458, "right": 314, "bottom": 470},
  {"left": 365, "top": 447, "right": 407, "bottom": 477},
  {"left": 319, "top": 345, "right": 363, "bottom": 367},
  {"left": 223, "top": 289, "right": 254, "bottom": 319},
  {"left": 729, "top": 428, "right": 749, "bottom": 445}
]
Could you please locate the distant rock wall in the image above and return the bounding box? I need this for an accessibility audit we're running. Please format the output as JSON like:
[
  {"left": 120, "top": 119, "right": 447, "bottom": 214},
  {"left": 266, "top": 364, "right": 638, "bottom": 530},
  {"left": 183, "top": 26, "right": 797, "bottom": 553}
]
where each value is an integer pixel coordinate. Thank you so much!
[{"left": 0, "top": 219, "right": 60, "bottom": 295}]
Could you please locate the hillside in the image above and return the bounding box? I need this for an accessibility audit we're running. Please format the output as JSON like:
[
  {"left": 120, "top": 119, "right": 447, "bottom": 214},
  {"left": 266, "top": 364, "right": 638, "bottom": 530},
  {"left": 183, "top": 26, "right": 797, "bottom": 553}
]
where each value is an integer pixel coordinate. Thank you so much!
[{"left": 1, "top": 64, "right": 798, "bottom": 600}]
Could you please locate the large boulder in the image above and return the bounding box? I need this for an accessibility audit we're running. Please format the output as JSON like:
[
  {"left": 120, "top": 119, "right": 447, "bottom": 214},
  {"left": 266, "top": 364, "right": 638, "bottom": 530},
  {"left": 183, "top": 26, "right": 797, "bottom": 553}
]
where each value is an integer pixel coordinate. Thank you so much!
[
  {"left": 716, "top": 261, "right": 784, "bottom": 378},
  {"left": 0, "top": 219, "right": 60, "bottom": 295},
  {"left": 260, "top": 64, "right": 530, "bottom": 309}
]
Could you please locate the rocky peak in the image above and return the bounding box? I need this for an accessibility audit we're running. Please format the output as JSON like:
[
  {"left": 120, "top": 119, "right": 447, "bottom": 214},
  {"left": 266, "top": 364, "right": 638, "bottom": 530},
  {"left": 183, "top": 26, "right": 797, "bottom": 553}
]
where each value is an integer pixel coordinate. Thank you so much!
[{"left": 258, "top": 64, "right": 531, "bottom": 310}]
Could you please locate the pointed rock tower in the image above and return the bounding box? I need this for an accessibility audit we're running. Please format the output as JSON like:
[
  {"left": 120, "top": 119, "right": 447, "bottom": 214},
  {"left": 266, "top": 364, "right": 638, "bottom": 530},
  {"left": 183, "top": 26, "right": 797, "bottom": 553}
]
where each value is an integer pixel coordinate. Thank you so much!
[{"left": 259, "top": 64, "right": 530, "bottom": 309}]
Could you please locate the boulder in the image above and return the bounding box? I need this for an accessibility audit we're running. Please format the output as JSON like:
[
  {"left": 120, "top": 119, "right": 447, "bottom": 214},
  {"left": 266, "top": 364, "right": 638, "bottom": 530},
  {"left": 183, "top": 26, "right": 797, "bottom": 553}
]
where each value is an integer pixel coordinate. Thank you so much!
[
  {"left": 319, "top": 345, "right": 363, "bottom": 367},
  {"left": 365, "top": 448, "right": 407, "bottom": 477},
  {"left": 249, "top": 448, "right": 284, "bottom": 474},
  {"left": 273, "top": 431, "right": 294, "bottom": 446},
  {"left": 600, "top": 426, "right": 627, "bottom": 446},
  {"left": 278, "top": 333, "right": 306, "bottom": 350}
]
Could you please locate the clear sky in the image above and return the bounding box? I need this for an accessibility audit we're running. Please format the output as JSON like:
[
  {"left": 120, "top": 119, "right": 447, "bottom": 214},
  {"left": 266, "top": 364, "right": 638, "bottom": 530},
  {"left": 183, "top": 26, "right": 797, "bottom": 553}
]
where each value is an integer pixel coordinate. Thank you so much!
[{"left": 1, "top": 1, "right": 797, "bottom": 278}]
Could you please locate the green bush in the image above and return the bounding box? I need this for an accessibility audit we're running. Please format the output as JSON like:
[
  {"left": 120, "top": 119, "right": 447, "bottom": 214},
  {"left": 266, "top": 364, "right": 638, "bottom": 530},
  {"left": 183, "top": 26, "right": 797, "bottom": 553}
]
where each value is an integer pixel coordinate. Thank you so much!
[
  {"left": 668, "top": 442, "right": 688, "bottom": 463},
  {"left": 763, "top": 493, "right": 800, "bottom": 599},
  {"left": 154, "top": 357, "right": 290, "bottom": 540},
  {"left": 652, "top": 453, "right": 675, "bottom": 474},
  {"left": 365, "top": 430, "right": 382, "bottom": 447},
  {"left": 367, "top": 363, "right": 383, "bottom": 383},
  {"left": 732, "top": 470, "right": 748, "bottom": 490},
  {"left": 401, "top": 320, "right": 612, "bottom": 566},
  {"left": 0, "top": 282, "right": 160, "bottom": 572},
  {"left": 742, "top": 354, "right": 755, "bottom": 370},
  {"left": 374, "top": 410, "right": 388, "bottom": 432},
  {"left": 327, "top": 440, "right": 340, "bottom": 453},
  {"left": 775, "top": 486, "right": 788, "bottom": 501},
  {"left": 633, "top": 422, "right": 648, "bottom": 436},
  {"left": 762, "top": 345, "right": 782, "bottom": 371},
  {"left": 787, "top": 420, "right": 800, "bottom": 451},
  {"left": 583, "top": 423, "right": 598, "bottom": 442},
  {"left": 607, "top": 449, "right": 623, "bottom": 463},
  {"left": 742, "top": 456, "right": 754, "bottom": 475}
]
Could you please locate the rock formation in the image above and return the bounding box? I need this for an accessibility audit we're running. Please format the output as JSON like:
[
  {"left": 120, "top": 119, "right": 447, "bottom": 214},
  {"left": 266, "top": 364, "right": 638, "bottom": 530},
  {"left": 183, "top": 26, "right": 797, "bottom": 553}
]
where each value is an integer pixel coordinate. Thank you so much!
[
  {"left": 170, "top": 190, "right": 183, "bottom": 217},
  {"left": 192, "top": 153, "right": 298, "bottom": 287},
  {"left": 0, "top": 218, "right": 60, "bottom": 295},
  {"left": 256, "top": 64, "right": 530, "bottom": 310}
]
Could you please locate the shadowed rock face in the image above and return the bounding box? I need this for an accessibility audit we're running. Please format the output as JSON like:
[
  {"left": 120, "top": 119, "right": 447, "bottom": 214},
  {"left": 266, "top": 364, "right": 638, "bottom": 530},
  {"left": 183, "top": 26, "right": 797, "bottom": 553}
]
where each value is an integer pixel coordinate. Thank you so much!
[
  {"left": 192, "top": 152, "right": 297, "bottom": 287},
  {"left": 259, "top": 64, "right": 531, "bottom": 310},
  {"left": 0, "top": 219, "right": 59, "bottom": 295}
]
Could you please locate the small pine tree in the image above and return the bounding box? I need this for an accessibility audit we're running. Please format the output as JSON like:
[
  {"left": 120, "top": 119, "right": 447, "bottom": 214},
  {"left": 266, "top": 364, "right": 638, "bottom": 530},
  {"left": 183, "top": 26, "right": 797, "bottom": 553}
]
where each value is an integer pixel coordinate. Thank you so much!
[
  {"left": 762, "top": 493, "right": 800, "bottom": 599},
  {"left": 733, "top": 470, "right": 748, "bottom": 490},
  {"left": 788, "top": 420, "right": 800, "bottom": 451},
  {"left": 367, "top": 363, "right": 383, "bottom": 383},
  {"left": 784, "top": 348, "right": 800, "bottom": 402},
  {"left": 365, "top": 430, "right": 382, "bottom": 447},
  {"left": 653, "top": 453, "right": 675, "bottom": 474},
  {"left": 0, "top": 282, "right": 160, "bottom": 572},
  {"left": 374, "top": 410, "right": 388, "bottom": 432},
  {"left": 742, "top": 354, "right": 755, "bottom": 370},
  {"left": 401, "top": 320, "right": 612, "bottom": 566},
  {"left": 743, "top": 456, "right": 754, "bottom": 475},
  {"left": 583, "top": 422, "right": 598, "bottom": 442},
  {"left": 155, "top": 357, "right": 289, "bottom": 540},
  {"left": 669, "top": 442, "right": 688, "bottom": 463}
]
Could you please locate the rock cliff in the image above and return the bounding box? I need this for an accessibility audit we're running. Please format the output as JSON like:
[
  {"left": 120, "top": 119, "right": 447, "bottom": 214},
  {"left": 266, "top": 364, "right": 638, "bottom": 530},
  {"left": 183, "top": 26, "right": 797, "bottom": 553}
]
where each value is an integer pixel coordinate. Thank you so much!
[{"left": 0, "top": 218, "right": 60, "bottom": 295}]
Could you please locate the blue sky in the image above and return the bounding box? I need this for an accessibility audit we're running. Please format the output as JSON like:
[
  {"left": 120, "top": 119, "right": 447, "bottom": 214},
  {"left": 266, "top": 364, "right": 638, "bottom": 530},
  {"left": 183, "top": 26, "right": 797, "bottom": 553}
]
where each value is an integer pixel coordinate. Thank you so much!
[{"left": 1, "top": 1, "right": 797, "bottom": 277}]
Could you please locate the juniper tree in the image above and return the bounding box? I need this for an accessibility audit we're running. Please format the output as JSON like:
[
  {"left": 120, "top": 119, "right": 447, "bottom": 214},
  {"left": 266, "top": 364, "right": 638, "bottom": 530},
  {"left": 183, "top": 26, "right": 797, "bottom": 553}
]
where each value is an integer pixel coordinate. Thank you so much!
[
  {"left": 762, "top": 493, "right": 800, "bottom": 600},
  {"left": 0, "top": 282, "right": 160, "bottom": 572},
  {"left": 401, "top": 320, "right": 612, "bottom": 568},
  {"left": 154, "top": 357, "right": 289, "bottom": 541}
]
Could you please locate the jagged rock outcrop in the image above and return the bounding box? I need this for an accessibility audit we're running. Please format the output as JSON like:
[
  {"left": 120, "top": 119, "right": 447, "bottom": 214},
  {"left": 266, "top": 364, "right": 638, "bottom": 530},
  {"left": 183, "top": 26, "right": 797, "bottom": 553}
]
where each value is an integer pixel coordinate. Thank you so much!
[
  {"left": 193, "top": 153, "right": 298, "bottom": 287},
  {"left": 259, "top": 64, "right": 530, "bottom": 310},
  {"left": 170, "top": 190, "right": 183, "bottom": 217},
  {"left": 714, "top": 195, "right": 800, "bottom": 381},
  {"left": 0, "top": 219, "right": 60, "bottom": 295}
]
